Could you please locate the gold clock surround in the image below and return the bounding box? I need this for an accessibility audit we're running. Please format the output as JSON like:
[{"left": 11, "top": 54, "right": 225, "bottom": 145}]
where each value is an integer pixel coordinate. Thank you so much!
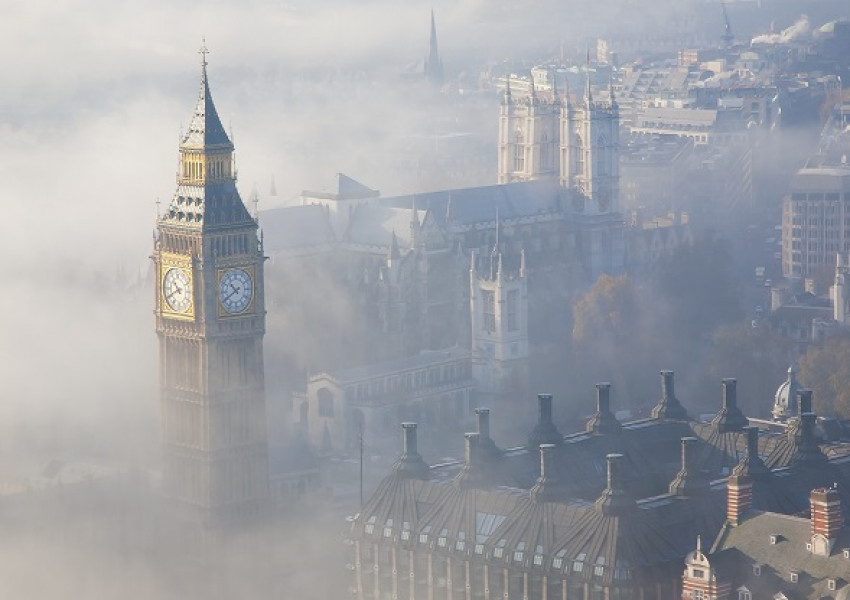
[{"left": 160, "top": 252, "right": 195, "bottom": 320}]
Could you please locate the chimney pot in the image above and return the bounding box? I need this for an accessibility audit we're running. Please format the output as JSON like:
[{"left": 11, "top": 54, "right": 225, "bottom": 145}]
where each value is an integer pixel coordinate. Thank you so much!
[
  {"left": 661, "top": 370, "right": 674, "bottom": 400},
  {"left": 722, "top": 378, "right": 737, "bottom": 408},
  {"left": 606, "top": 453, "right": 624, "bottom": 491},
  {"left": 798, "top": 389, "right": 813, "bottom": 415},
  {"left": 475, "top": 407, "right": 491, "bottom": 439},
  {"left": 402, "top": 422, "right": 418, "bottom": 456},
  {"left": 681, "top": 436, "right": 697, "bottom": 470},
  {"left": 538, "top": 393, "right": 553, "bottom": 424},
  {"left": 745, "top": 425, "right": 759, "bottom": 459},
  {"left": 539, "top": 443, "right": 555, "bottom": 481},
  {"left": 596, "top": 383, "right": 611, "bottom": 413},
  {"left": 464, "top": 432, "right": 480, "bottom": 465}
]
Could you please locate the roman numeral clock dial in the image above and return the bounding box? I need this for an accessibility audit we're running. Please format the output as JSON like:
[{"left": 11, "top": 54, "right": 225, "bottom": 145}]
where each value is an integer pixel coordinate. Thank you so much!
[
  {"left": 218, "top": 267, "right": 254, "bottom": 315},
  {"left": 162, "top": 266, "right": 193, "bottom": 315}
]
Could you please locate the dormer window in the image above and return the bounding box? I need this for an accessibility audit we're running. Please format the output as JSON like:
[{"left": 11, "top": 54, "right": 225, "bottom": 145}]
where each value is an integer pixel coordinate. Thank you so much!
[
  {"left": 828, "top": 579, "right": 837, "bottom": 591},
  {"left": 769, "top": 534, "right": 780, "bottom": 545},
  {"left": 789, "top": 572, "right": 798, "bottom": 583},
  {"left": 752, "top": 564, "right": 761, "bottom": 576},
  {"left": 843, "top": 548, "right": 850, "bottom": 559}
]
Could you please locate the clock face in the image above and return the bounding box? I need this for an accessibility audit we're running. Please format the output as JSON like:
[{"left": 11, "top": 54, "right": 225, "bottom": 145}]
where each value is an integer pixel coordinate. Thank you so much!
[
  {"left": 163, "top": 268, "right": 192, "bottom": 313},
  {"left": 219, "top": 268, "right": 253, "bottom": 314}
]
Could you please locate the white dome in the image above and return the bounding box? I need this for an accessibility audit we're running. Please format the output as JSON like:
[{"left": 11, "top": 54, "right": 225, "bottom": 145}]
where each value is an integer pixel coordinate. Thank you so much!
[{"left": 772, "top": 365, "right": 799, "bottom": 421}]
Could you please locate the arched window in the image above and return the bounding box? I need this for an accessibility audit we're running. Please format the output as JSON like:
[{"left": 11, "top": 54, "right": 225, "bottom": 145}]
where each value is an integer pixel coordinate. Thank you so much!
[
  {"left": 541, "top": 132, "right": 551, "bottom": 171},
  {"left": 513, "top": 130, "right": 525, "bottom": 172}
]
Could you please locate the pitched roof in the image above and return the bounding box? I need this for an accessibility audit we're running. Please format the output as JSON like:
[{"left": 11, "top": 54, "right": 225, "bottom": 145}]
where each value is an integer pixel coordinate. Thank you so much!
[
  {"left": 180, "top": 53, "right": 232, "bottom": 150},
  {"left": 712, "top": 511, "right": 850, "bottom": 597}
]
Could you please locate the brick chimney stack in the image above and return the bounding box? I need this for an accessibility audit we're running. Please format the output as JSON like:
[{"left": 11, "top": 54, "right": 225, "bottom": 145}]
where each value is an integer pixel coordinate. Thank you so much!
[
  {"left": 727, "top": 473, "right": 753, "bottom": 525},
  {"left": 810, "top": 486, "right": 844, "bottom": 556}
]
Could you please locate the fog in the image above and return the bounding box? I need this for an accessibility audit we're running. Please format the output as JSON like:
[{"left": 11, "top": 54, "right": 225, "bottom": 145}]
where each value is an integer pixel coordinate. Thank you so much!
[{"left": 1, "top": 0, "right": 849, "bottom": 597}]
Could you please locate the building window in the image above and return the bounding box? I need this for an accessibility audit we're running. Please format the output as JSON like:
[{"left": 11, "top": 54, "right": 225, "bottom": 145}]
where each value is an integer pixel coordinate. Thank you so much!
[
  {"left": 482, "top": 290, "right": 496, "bottom": 333},
  {"left": 541, "top": 132, "right": 551, "bottom": 171},
  {"left": 317, "top": 388, "right": 334, "bottom": 418},
  {"left": 513, "top": 131, "right": 525, "bottom": 172},
  {"left": 506, "top": 290, "right": 518, "bottom": 331},
  {"left": 693, "top": 590, "right": 704, "bottom": 600}
]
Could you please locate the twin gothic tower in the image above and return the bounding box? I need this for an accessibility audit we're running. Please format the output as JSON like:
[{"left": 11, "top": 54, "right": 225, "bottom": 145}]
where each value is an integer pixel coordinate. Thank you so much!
[
  {"left": 153, "top": 46, "right": 269, "bottom": 525},
  {"left": 498, "top": 75, "right": 620, "bottom": 216}
]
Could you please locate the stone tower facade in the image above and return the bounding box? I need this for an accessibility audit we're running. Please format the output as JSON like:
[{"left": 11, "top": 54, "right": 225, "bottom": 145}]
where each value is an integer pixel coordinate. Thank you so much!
[
  {"left": 498, "top": 83, "right": 560, "bottom": 184},
  {"left": 498, "top": 74, "right": 621, "bottom": 218},
  {"left": 469, "top": 248, "right": 529, "bottom": 405},
  {"left": 561, "top": 81, "right": 621, "bottom": 215},
  {"left": 153, "top": 45, "right": 269, "bottom": 525},
  {"left": 498, "top": 74, "right": 623, "bottom": 278}
]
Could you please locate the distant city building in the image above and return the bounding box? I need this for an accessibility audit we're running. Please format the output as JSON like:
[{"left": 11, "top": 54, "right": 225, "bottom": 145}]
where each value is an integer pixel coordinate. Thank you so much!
[{"left": 781, "top": 167, "right": 850, "bottom": 278}]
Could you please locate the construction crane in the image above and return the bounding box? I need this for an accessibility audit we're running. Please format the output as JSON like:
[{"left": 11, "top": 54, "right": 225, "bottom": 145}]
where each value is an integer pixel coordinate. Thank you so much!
[{"left": 721, "top": 2, "right": 734, "bottom": 47}]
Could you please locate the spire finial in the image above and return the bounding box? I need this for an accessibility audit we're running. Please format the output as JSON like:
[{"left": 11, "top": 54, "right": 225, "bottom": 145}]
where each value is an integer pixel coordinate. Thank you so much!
[{"left": 199, "top": 37, "right": 209, "bottom": 80}]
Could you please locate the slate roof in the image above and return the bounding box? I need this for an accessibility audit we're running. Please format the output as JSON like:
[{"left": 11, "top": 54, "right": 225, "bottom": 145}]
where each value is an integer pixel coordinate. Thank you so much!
[
  {"left": 160, "top": 56, "right": 253, "bottom": 231},
  {"left": 181, "top": 58, "right": 232, "bottom": 149},
  {"left": 351, "top": 378, "right": 850, "bottom": 591},
  {"left": 381, "top": 180, "right": 565, "bottom": 229},
  {"left": 711, "top": 511, "right": 850, "bottom": 598},
  {"left": 161, "top": 183, "right": 254, "bottom": 231}
]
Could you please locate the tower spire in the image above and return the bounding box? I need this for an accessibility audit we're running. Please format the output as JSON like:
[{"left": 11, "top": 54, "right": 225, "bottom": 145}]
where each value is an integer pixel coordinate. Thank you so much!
[
  {"left": 584, "top": 45, "right": 593, "bottom": 105},
  {"left": 425, "top": 9, "right": 444, "bottom": 86},
  {"left": 199, "top": 37, "right": 209, "bottom": 82}
]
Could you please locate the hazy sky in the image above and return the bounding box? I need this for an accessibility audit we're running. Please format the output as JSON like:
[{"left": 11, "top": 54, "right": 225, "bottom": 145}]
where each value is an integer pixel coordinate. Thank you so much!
[{"left": 0, "top": 0, "right": 845, "bottom": 470}]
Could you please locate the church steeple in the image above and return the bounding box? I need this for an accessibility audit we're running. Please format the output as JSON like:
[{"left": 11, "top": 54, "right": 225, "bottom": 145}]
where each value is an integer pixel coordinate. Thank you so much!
[{"left": 425, "top": 9, "right": 444, "bottom": 86}]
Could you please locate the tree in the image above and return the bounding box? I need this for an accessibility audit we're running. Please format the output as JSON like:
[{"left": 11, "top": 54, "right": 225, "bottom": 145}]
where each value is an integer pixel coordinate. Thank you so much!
[
  {"left": 798, "top": 333, "right": 850, "bottom": 418},
  {"left": 571, "top": 274, "right": 656, "bottom": 413},
  {"left": 651, "top": 236, "right": 744, "bottom": 342}
]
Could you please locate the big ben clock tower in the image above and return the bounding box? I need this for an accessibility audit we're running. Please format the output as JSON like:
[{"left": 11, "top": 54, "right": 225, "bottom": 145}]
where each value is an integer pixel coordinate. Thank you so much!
[{"left": 154, "top": 44, "right": 269, "bottom": 525}]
